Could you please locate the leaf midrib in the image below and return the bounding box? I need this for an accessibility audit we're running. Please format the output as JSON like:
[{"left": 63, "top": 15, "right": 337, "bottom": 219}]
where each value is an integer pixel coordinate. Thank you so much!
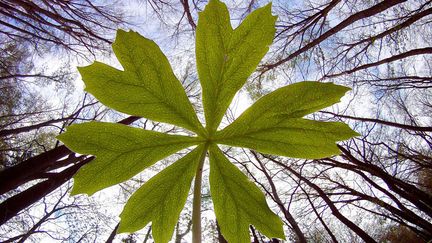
[{"left": 118, "top": 44, "right": 202, "bottom": 133}]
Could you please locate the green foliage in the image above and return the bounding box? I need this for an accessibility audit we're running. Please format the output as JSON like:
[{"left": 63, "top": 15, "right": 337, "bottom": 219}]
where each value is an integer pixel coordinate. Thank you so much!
[
  {"left": 57, "top": 122, "right": 201, "bottom": 195},
  {"left": 196, "top": 0, "right": 276, "bottom": 134},
  {"left": 57, "top": 0, "right": 358, "bottom": 242},
  {"left": 209, "top": 145, "right": 285, "bottom": 242},
  {"left": 215, "top": 82, "right": 359, "bottom": 159},
  {"left": 119, "top": 145, "right": 207, "bottom": 242},
  {"left": 78, "top": 30, "right": 205, "bottom": 136}
]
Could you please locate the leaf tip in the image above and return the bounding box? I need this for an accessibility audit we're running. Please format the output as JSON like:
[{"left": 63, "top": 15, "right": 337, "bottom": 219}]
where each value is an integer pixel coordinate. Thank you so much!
[
  {"left": 263, "top": 2, "right": 275, "bottom": 15},
  {"left": 70, "top": 184, "right": 85, "bottom": 196},
  {"left": 55, "top": 133, "right": 65, "bottom": 142},
  {"left": 114, "top": 29, "right": 141, "bottom": 47},
  {"left": 116, "top": 212, "right": 146, "bottom": 235},
  {"left": 70, "top": 171, "right": 100, "bottom": 197},
  {"left": 116, "top": 221, "right": 129, "bottom": 234},
  {"left": 55, "top": 128, "right": 75, "bottom": 147},
  {"left": 263, "top": 215, "right": 286, "bottom": 240},
  {"left": 335, "top": 122, "right": 361, "bottom": 140},
  {"left": 317, "top": 81, "right": 352, "bottom": 103},
  {"left": 351, "top": 129, "right": 362, "bottom": 138},
  {"left": 205, "top": 0, "right": 228, "bottom": 14},
  {"left": 76, "top": 64, "right": 90, "bottom": 78},
  {"left": 71, "top": 184, "right": 97, "bottom": 197},
  {"left": 116, "top": 28, "right": 129, "bottom": 37},
  {"left": 340, "top": 84, "right": 352, "bottom": 93},
  {"left": 209, "top": 0, "right": 223, "bottom": 5},
  {"left": 76, "top": 63, "right": 99, "bottom": 90},
  {"left": 259, "top": 2, "right": 278, "bottom": 23},
  {"left": 76, "top": 65, "right": 84, "bottom": 72}
]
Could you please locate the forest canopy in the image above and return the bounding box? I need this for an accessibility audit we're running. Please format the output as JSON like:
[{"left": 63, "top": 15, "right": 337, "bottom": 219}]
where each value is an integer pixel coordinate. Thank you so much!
[{"left": 0, "top": 0, "right": 431, "bottom": 242}]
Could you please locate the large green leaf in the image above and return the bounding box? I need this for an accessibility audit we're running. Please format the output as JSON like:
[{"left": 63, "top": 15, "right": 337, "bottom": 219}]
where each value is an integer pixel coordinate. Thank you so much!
[
  {"left": 209, "top": 145, "right": 285, "bottom": 242},
  {"left": 57, "top": 1, "right": 360, "bottom": 241},
  {"left": 78, "top": 30, "right": 205, "bottom": 136},
  {"left": 196, "top": 0, "right": 276, "bottom": 134},
  {"left": 215, "top": 82, "right": 359, "bottom": 159},
  {"left": 118, "top": 145, "right": 206, "bottom": 243},
  {"left": 57, "top": 122, "right": 202, "bottom": 195}
]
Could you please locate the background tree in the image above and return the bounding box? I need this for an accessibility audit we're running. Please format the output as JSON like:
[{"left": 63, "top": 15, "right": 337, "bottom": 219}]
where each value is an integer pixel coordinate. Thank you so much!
[{"left": 1, "top": 0, "right": 431, "bottom": 242}]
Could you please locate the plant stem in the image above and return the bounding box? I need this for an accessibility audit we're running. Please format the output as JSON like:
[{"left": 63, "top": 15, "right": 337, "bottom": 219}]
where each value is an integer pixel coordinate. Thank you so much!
[{"left": 192, "top": 143, "right": 209, "bottom": 243}]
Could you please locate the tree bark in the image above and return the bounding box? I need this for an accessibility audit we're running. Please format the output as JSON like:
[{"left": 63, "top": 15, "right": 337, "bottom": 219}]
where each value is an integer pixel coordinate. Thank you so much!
[{"left": 0, "top": 157, "right": 92, "bottom": 226}]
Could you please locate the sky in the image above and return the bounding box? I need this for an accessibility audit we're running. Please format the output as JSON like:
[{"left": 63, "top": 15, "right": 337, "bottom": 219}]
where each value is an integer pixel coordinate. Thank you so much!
[
  {"left": 4, "top": 0, "right": 431, "bottom": 242},
  {"left": 29, "top": 1, "right": 362, "bottom": 241}
]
